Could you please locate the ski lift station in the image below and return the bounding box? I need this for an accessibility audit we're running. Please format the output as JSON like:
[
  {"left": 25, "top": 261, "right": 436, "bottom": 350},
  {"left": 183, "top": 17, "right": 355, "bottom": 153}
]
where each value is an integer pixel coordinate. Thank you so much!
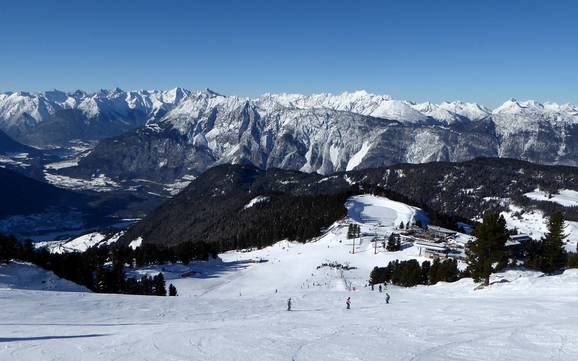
[
  {"left": 427, "top": 225, "right": 458, "bottom": 239},
  {"left": 414, "top": 240, "right": 450, "bottom": 259}
]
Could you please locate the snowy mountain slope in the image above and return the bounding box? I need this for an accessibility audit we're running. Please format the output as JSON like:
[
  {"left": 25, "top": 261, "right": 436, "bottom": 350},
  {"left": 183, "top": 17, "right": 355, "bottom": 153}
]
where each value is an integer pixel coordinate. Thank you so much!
[
  {"left": 58, "top": 90, "right": 578, "bottom": 185},
  {"left": 2, "top": 197, "right": 578, "bottom": 360},
  {"left": 524, "top": 188, "right": 578, "bottom": 207},
  {"left": 5, "top": 88, "right": 578, "bottom": 188},
  {"left": 491, "top": 99, "right": 578, "bottom": 164},
  {"left": 111, "top": 160, "right": 578, "bottom": 251},
  {"left": 66, "top": 101, "right": 499, "bottom": 183},
  {"left": 0, "top": 262, "right": 89, "bottom": 292},
  {"left": 346, "top": 194, "right": 428, "bottom": 227},
  {"left": 3, "top": 88, "right": 577, "bottom": 165},
  {"left": 117, "top": 163, "right": 354, "bottom": 247},
  {"left": 410, "top": 100, "right": 491, "bottom": 124},
  {"left": 34, "top": 231, "right": 124, "bottom": 254},
  {"left": 349, "top": 158, "right": 578, "bottom": 223},
  {"left": 0, "top": 88, "right": 191, "bottom": 146},
  {"left": 438, "top": 100, "right": 491, "bottom": 121},
  {"left": 4, "top": 265, "right": 578, "bottom": 361},
  {"left": 261, "top": 90, "right": 434, "bottom": 124}
]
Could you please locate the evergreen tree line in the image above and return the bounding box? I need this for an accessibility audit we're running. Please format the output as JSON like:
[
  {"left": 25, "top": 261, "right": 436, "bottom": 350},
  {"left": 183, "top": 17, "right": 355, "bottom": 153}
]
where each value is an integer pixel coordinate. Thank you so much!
[
  {"left": 467, "top": 211, "right": 578, "bottom": 286},
  {"left": 0, "top": 233, "right": 216, "bottom": 296},
  {"left": 369, "top": 258, "right": 461, "bottom": 288},
  {"left": 369, "top": 210, "right": 578, "bottom": 289},
  {"left": 208, "top": 191, "right": 354, "bottom": 251},
  {"left": 94, "top": 265, "right": 168, "bottom": 296},
  {"left": 521, "top": 211, "right": 574, "bottom": 274},
  {"left": 133, "top": 242, "right": 217, "bottom": 266},
  {"left": 354, "top": 159, "right": 578, "bottom": 222}
]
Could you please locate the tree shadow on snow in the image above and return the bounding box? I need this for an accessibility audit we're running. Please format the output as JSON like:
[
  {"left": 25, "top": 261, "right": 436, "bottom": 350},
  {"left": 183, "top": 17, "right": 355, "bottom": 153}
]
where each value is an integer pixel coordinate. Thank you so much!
[
  {"left": 0, "top": 322, "right": 159, "bottom": 327},
  {"left": 186, "top": 259, "right": 255, "bottom": 280},
  {"left": 0, "top": 334, "right": 109, "bottom": 343}
]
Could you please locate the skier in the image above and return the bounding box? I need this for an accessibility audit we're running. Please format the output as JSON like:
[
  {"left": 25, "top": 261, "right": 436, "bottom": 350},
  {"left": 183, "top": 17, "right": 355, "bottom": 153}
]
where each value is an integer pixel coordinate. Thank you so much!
[
  {"left": 378, "top": 285, "right": 382, "bottom": 293},
  {"left": 346, "top": 297, "right": 351, "bottom": 310},
  {"left": 287, "top": 298, "right": 292, "bottom": 311},
  {"left": 371, "top": 284, "right": 374, "bottom": 291},
  {"left": 385, "top": 292, "right": 390, "bottom": 304}
]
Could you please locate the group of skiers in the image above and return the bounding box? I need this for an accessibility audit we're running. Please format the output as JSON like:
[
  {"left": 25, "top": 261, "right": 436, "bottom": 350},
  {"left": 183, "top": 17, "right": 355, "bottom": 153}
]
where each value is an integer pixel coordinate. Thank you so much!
[{"left": 286, "top": 284, "right": 390, "bottom": 311}]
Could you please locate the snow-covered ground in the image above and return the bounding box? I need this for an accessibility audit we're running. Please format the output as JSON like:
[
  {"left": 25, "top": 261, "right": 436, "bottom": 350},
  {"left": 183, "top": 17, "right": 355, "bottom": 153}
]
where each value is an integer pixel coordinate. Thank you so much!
[
  {"left": 0, "top": 262, "right": 88, "bottom": 292},
  {"left": 35, "top": 231, "right": 124, "bottom": 253},
  {"left": 0, "top": 153, "right": 31, "bottom": 168},
  {"left": 44, "top": 158, "right": 79, "bottom": 170},
  {"left": 244, "top": 195, "right": 270, "bottom": 209},
  {"left": 524, "top": 188, "right": 578, "bottom": 207},
  {"left": 43, "top": 172, "right": 119, "bottom": 192},
  {"left": 501, "top": 204, "right": 578, "bottom": 253},
  {"left": 163, "top": 174, "right": 197, "bottom": 195},
  {"left": 2, "top": 195, "right": 578, "bottom": 360},
  {"left": 346, "top": 194, "right": 428, "bottom": 228}
]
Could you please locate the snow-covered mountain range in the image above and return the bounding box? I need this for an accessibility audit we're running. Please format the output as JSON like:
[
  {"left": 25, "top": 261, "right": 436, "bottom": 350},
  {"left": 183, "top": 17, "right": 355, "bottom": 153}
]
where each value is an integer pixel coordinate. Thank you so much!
[
  {"left": 0, "top": 88, "right": 190, "bottom": 145},
  {"left": 2, "top": 88, "right": 578, "bottom": 183}
]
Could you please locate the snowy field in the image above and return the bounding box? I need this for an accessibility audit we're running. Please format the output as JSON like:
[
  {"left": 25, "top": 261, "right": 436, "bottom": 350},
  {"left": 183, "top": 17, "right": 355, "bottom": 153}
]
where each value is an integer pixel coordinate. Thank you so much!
[
  {"left": 501, "top": 204, "right": 578, "bottom": 253},
  {"left": 346, "top": 194, "right": 428, "bottom": 228},
  {"left": 525, "top": 188, "right": 578, "bottom": 207},
  {"left": 43, "top": 172, "right": 120, "bottom": 192},
  {"left": 35, "top": 231, "right": 124, "bottom": 253},
  {"left": 2, "top": 195, "right": 578, "bottom": 360}
]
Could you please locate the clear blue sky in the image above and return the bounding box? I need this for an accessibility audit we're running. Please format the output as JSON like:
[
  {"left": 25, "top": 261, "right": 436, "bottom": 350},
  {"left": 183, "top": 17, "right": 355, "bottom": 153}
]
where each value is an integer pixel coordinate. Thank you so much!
[{"left": 1, "top": 0, "right": 577, "bottom": 107}]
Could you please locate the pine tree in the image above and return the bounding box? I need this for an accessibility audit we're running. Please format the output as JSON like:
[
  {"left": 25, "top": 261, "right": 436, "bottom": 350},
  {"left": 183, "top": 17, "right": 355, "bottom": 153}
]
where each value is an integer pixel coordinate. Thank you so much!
[
  {"left": 141, "top": 275, "right": 153, "bottom": 295},
  {"left": 110, "top": 260, "right": 125, "bottom": 294},
  {"left": 440, "top": 259, "right": 459, "bottom": 283},
  {"left": 466, "top": 212, "right": 509, "bottom": 286},
  {"left": 18, "top": 239, "right": 35, "bottom": 262},
  {"left": 153, "top": 273, "right": 167, "bottom": 296},
  {"left": 429, "top": 258, "right": 441, "bottom": 285},
  {"left": 369, "top": 267, "right": 382, "bottom": 285},
  {"left": 568, "top": 252, "right": 578, "bottom": 269},
  {"left": 540, "top": 211, "right": 567, "bottom": 274},
  {"left": 124, "top": 277, "right": 140, "bottom": 294},
  {"left": 0, "top": 233, "right": 17, "bottom": 263},
  {"left": 169, "top": 284, "right": 178, "bottom": 296},
  {"left": 386, "top": 234, "right": 401, "bottom": 252},
  {"left": 94, "top": 267, "right": 108, "bottom": 293},
  {"left": 420, "top": 260, "right": 431, "bottom": 284},
  {"left": 399, "top": 259, "right": 421, "bottom": 287}
]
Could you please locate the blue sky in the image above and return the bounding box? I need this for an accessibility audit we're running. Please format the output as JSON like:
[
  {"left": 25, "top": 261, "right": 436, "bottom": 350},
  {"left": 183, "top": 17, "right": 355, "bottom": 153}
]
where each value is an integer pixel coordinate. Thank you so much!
[{"left": 0, "top": 0, "right": 576, "bottom": 107}]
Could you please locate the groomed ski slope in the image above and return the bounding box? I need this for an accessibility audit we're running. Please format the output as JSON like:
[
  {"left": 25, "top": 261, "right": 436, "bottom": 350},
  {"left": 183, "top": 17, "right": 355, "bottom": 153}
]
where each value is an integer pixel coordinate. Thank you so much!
[
  {"left": 346, "top": 194, "right": 428, "bottom": 228},
  {"left": 1, "top": 195, "right": 578, "bottom": 361}
]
